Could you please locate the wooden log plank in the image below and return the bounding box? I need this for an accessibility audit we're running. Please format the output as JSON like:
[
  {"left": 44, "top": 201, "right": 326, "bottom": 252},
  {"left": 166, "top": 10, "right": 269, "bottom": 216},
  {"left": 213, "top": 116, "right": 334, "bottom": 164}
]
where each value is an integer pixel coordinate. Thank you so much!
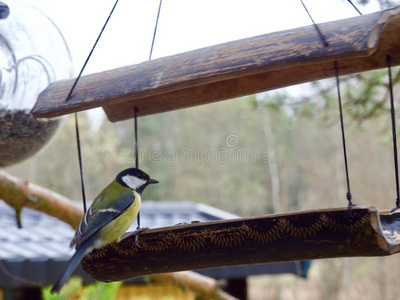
[
  {"left": 32, "top": 7, "right": 400, "bottom": 122},
  {"left": 81, "top": 206, "right": 400, "bottom": 282}
]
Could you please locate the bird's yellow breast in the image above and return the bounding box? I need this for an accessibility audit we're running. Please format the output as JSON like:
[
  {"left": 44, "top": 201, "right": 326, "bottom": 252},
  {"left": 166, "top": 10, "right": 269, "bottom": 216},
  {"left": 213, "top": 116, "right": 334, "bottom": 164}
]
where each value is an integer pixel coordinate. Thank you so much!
[{"left": 98, "top": 190, "right": 141, "bottom": 246}]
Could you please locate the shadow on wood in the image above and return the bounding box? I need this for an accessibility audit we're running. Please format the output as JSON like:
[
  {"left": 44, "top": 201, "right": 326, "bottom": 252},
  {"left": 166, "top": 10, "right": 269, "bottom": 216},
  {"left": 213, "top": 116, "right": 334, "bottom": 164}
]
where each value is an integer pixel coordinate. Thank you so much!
[
  {"left": 32, "top": 7, "right": 400, "bottom": 122},
  {"left": 81, "top": 206, "right": 400, "bottom": 282}
]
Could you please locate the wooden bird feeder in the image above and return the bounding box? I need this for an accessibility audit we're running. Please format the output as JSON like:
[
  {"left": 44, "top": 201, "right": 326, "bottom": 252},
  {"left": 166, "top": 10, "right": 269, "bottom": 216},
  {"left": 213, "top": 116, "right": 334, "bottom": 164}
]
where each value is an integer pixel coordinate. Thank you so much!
[
  {"left": 28, "top": 6, "right": 400, "bottom": 282},
  {"left": 32, "top": 7, "right": 400, "bottom": 122},
  {"left": 82, "top": 206, "right": 400, "bottom": 281}
]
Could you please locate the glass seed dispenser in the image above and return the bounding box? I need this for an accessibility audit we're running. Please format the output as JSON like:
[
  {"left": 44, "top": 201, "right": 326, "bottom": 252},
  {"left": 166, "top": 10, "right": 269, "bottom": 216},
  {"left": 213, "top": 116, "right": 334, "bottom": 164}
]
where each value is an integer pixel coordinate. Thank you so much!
[{"left": 0, "top": 1, "right": 73, "bottom": 167}]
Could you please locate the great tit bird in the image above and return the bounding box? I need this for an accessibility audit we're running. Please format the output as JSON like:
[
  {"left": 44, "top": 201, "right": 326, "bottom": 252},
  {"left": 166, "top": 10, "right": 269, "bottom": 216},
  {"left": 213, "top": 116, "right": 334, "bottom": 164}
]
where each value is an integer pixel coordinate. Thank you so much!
[{"left": 51, "top": 168, "right": 158, "bottom": 294}]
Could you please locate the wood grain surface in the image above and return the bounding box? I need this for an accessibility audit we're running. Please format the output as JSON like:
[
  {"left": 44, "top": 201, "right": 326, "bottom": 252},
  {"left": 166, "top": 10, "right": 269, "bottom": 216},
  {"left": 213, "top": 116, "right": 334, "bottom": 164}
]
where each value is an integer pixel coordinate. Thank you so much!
[
  {"left": 32, "top": 7, "right": 400, "bottom": 122},
  {"left": 81, "top": 206, "right": 400, "bottom": 282}
]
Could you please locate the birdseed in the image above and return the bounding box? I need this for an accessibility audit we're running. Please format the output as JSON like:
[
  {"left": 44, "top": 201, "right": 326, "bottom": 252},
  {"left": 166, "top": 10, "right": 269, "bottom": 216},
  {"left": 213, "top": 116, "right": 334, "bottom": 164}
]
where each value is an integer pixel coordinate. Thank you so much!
[{"left": 0, "top": 109, "right": 60, "bottom": 167}]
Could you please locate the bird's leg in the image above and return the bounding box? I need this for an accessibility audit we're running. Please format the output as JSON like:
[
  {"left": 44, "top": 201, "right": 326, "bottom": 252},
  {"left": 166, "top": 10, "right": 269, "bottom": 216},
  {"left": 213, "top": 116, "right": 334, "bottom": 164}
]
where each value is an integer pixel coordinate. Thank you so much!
[
  {"left": 133, "top": 227, "right": 149, "bottom": 248},
  {"left": 123, "top": 227, "right": 149, "bottom": 248},
  {"left": 137, "top": 211, "right": 141, "bottom": 229},
  {"left": 130, "top": 211, "right": 148, "bottom": 247}
]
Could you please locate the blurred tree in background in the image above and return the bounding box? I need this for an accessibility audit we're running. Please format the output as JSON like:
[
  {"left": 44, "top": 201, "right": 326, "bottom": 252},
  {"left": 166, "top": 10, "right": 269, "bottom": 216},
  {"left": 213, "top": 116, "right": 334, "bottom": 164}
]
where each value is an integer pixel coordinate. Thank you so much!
[{"left": 5, "top": 67, "right": 400, "bottom": 217}]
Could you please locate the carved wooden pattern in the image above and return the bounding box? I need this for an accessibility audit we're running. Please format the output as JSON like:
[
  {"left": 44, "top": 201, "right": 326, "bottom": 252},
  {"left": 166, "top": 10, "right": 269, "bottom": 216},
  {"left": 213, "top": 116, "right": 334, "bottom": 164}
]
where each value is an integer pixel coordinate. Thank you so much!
[{"left": 81, "top": 206, "right": 400, "bottom": 282}]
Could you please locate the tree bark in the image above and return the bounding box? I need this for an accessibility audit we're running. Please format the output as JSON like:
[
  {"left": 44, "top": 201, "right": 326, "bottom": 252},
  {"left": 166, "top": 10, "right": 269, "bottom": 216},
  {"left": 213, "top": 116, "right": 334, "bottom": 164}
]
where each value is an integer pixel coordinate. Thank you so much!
[{"left": 0, "top": 171, "right": 82, "bottom": 228}]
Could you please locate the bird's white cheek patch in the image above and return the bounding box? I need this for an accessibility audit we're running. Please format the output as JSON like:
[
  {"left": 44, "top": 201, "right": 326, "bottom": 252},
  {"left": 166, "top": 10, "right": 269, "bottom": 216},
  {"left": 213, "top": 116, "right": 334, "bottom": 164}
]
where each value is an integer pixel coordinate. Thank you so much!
[{"left": 122, "top": 175, "right": 146, "bottom": 190}]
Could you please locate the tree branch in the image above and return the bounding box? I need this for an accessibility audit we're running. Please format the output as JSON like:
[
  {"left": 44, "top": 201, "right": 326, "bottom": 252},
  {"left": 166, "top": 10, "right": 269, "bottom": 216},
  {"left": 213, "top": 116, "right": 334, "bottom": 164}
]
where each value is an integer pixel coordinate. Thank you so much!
[{"left": 0, "top": 171, "right": 82, "bottom": 228}]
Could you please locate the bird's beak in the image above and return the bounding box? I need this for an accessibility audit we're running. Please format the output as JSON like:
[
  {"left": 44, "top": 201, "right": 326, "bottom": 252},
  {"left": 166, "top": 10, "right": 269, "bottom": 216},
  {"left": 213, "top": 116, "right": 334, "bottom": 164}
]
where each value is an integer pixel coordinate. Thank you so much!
[{"left": 148, "top": 178, "right": 159, "bottom": 184}]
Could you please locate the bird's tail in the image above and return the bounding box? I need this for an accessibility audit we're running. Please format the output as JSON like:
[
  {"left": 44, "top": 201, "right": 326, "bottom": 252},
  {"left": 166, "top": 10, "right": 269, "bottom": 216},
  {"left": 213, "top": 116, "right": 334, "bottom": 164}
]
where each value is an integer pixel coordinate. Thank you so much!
[{"left": 51, "top": 242, "right": 92, "bottom": 294}]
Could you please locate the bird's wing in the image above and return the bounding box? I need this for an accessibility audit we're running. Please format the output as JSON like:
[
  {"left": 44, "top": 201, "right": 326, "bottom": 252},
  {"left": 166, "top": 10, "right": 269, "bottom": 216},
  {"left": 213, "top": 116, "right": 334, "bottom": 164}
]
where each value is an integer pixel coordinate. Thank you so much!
[{"left": 70, "top": 189, "right": 135, "bottom": 248}]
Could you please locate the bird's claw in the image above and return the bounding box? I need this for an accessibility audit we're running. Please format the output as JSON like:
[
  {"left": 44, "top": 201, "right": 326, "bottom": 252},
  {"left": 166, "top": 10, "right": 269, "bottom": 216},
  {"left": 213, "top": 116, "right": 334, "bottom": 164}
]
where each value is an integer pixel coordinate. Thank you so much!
[
  {"left": 130, "top": 227, "right": 149, "bottom": 248},
  {"left": 174, "top": 220, "right": 201, "bottom": 226}
]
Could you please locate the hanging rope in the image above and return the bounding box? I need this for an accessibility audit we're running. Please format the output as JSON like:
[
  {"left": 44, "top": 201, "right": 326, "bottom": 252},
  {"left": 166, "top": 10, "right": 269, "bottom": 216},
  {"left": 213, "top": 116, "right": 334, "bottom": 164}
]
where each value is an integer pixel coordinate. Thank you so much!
[
  {"left": 334, "top": 61, "right": 354, "bottom": 208},
  {"left": 133, "top": 0, "right": 163, "bottom": 167},
  {"left": 134, "top": 0, "right": 163, "bottom": 165},
  {"left": 134, "top": 107, "right": 139, "bottom": 168},
  {"left": 347, "top": 0, "right": 362, "bottom": 15},
  {"left": 65, "top": 0, "right": 120, "bottom": 212},
  {"left": 134, "top": 0, "right": 163, "bottom": 229},
  {"left": 149, "top": 0, "right": 163, "bottom": 61},
  {"left": 133, "top": 107, "right": 141, "bottom": 227},
  {"left": 299, "top": 0, "right": 328, "bottom": 47},
  {"left": 75, "top": 113, "right": 87, "bottom": 213},
  {"left": 387, "top": 55, "right": 400, "bottom": 212},
  {"left": 66, "top": 0, "right": 120, "bottom": 102}
]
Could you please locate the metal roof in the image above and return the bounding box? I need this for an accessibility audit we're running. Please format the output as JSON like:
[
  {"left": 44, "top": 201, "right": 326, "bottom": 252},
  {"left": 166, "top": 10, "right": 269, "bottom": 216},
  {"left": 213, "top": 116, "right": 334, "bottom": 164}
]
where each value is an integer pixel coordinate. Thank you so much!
[{"left": 0, "top": 200, "right": 311, "bottom": 287}]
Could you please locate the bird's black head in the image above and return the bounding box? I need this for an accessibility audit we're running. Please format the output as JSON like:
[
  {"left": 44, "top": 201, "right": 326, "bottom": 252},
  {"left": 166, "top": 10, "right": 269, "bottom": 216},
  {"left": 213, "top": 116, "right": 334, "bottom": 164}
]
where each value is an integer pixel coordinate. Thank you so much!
[{"left": 116, "top": 168, "right": 158, "bottom": 194}]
